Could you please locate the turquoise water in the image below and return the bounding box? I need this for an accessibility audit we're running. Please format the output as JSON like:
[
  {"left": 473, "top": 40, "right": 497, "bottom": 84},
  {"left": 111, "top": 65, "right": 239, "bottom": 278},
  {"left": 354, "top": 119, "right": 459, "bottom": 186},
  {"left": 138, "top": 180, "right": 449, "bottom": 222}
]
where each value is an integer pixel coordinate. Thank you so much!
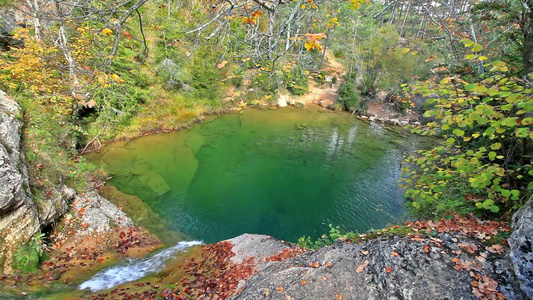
[{"left": 88, "top": 107, "right": 430, "bottom": 243}]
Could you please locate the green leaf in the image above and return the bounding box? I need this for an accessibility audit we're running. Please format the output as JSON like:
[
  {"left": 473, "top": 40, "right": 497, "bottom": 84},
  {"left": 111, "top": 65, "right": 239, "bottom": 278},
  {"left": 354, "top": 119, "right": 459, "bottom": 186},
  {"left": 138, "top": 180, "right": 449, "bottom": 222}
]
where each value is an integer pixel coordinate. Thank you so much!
[
  {"left": 490, "top": 206, "right": 500, "bottom": 213},
  {"left": 460, "top": 39, "right": 474, "bottom": 47},
  {"left": 453, "top": 129, "right": 465, "bottom": 136},
  {"left": 491, "top": 143, "right": 502, "bottom": 150},
  {"left": 478, "top": 56, "right": 488, "bottom": 61},
  {"left": 501, "top": 104, "right": 513, "bottom": 111},
  {"left": 465, "top": 84, "right": 476, "bottom": 91},
  {"left": 446, "top": 138, "right": 456, "bottom": 145},
  {"left": 488, "top": 151, "right": 497, "bottom": 161},
  {"left": 472, "top": 43, "right": 483, "bottom": 52},
  {"left": 515, "top": 128, "right": 529, "bottom": 138}
]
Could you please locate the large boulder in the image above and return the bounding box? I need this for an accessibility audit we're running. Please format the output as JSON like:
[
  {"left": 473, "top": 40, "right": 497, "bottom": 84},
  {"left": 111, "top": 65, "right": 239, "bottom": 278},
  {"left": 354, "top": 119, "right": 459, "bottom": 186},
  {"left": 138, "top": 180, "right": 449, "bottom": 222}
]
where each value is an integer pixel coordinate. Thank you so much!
[
  {"left": 232, "top": 234, "right": 525, "bottom": 300},
  {"left": 509, "top": 197, "right": 533, "bottom": 297},
  {"left": 69, "top": 191, "right": 134, "bottom": 235}
]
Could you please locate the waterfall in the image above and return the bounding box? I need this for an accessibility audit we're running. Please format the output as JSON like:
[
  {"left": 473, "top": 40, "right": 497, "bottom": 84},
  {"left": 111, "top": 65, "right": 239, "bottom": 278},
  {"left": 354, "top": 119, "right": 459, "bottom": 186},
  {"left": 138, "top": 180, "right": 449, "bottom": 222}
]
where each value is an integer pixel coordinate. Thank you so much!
[{"left": 79, "top": 240, "right": 202, "bottom": 292}]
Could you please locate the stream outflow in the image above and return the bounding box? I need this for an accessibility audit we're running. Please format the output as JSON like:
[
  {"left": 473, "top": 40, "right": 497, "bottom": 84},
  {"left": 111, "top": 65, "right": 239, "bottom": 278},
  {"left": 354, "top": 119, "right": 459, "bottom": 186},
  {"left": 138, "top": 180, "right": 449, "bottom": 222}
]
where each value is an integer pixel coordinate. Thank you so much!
[{"left": 79, "top": 241, "right": 202, "bottom": 292}]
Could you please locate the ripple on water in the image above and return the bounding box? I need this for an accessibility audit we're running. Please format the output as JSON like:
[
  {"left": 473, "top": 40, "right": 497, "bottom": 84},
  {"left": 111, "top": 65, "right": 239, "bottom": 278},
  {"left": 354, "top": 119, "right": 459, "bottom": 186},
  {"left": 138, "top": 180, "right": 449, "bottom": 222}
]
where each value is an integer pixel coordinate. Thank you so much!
[{"left": 86, "top": 107, "right": 432, "bottom": 243}]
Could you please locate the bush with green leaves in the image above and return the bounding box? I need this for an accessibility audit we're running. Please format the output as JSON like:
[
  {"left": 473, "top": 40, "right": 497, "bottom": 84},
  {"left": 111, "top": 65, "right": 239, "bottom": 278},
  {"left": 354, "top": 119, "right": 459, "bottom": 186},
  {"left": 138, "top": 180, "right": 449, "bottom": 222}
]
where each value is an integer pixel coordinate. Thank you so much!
[
  {"left": 12, "top": 233, "right": 46, "bottom": 273},
  {"left": 337, "top": 80, "right": 360, "bottom": 111},
  {"left": 400, "top": 41, "right": 533, "bottom": 218},
  {"left": 284, "top": 67, "right": 309, "bottom": 96},
  {"left": 298, "top": 225, "right": 356, "bottom": 249}
]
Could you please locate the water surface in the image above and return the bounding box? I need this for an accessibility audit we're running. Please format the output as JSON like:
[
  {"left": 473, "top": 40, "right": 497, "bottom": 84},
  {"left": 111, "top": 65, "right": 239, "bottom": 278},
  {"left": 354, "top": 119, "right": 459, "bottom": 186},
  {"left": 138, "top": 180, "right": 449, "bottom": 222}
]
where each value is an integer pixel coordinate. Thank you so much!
[{"left": 88, "top": 107, "right": 429, "bottom": 243}]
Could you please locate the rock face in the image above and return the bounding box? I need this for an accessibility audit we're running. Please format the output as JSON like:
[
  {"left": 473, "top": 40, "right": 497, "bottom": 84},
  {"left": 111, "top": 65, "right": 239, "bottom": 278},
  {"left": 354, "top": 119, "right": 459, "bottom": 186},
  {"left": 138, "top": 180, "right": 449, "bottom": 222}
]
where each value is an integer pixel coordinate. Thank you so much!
[
  {"left": 0, "top": 6, "right": 24, "bottom": 50},
  {"left": 509, "top": 197, "right": 533, "bottom": 297},
  {"left": 0, "top": 91, "right": 75, "bottom": 272},
  {"left": 232, "top": 234, "right": 526, "bottom": 300},
  {"left": 0, "top": 90, "right": 41, "bottom": 272}
]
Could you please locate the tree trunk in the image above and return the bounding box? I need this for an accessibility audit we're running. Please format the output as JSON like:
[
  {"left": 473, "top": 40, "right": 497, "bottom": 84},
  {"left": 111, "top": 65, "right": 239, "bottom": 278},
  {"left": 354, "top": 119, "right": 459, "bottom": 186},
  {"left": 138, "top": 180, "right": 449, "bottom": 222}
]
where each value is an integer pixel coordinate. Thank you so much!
[{"left": 523, "top": 0, "right": 533, "bottom": 76}]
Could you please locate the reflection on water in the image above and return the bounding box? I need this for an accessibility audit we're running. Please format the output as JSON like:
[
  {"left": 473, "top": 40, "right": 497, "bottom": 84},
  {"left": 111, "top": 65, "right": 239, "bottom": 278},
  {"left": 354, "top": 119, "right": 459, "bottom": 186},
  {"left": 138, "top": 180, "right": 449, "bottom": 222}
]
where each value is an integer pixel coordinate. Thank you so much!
[{"left": 87, "top": 107, "right": 431, "bottom": 243}]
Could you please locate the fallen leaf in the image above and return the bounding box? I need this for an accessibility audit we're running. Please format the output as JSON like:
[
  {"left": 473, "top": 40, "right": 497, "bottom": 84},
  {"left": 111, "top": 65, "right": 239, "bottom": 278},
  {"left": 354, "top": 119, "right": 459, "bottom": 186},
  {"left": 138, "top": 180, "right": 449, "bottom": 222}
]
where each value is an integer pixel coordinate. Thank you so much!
[
  {"left": 392, "top": 252, "right": 399, "bottom": 257},
  {"left": 277, "top": 286, "right": 284, "bottom": 293},
  {"left": 325, "top": 262, "right": 332, "bottom": 267},
  {"left": 386, "top": 266, "right": 393, "bottom": 273},
  {"left": 322, "top": 275, "right": 328, "bottom": 281},
  {"left": 217, "top": 60, "right": 228, "bottom": 69},
  {"left": 458, "top": 243, "right": 479, "bottom": 254},
  {"left": 309, "top": 262, "right": 320, "bottom": 268},
  {"left": 335, "top": 294, "right": 343, "bottom": 300},
  {"left": 356, "top": 260, "right": 369, "bottom": 273},
  {"left": 486, "top": 244, "right": 504, "bottom": 254},
  {"left": 301, "top": 280, "right": 307, "bottom": 285},
  {"left": 423, "top": 245, "right": 430, "bottom": 253},
  {"left": 360, "top": 250, "right": 370, "bottom": 256},
  {"left": 86, "top": 99, "right": 97, "bottom": 108}
]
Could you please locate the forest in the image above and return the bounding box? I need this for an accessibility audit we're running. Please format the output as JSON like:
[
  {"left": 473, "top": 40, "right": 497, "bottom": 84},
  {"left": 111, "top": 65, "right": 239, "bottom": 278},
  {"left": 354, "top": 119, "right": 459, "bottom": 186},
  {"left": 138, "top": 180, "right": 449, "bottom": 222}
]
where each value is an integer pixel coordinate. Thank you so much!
[{"left": 0, "top": 0, "right": 532, "bottom": 297}]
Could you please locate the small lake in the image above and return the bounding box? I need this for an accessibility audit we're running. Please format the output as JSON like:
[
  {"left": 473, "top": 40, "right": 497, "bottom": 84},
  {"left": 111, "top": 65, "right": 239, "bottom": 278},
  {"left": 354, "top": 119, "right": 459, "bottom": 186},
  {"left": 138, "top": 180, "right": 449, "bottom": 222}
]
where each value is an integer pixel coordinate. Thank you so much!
[{"left": 87, "top": 107, "right": 430, "bottom": 243}]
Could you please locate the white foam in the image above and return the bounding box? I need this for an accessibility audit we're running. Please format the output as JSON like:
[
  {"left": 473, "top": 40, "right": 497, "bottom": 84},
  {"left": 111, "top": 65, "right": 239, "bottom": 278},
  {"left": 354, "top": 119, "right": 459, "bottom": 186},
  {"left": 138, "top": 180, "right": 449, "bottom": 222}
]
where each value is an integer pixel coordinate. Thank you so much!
[{"left": 79, "top": 240, "right": 202, "bottom": 292}]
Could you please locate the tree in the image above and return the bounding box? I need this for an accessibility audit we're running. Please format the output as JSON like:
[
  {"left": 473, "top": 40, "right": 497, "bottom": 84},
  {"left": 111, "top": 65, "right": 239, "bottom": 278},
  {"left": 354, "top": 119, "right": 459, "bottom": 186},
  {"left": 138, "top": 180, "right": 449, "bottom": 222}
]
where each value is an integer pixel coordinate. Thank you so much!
[{"left": 523, "top": 0, "right": 533, "bottom": 75}]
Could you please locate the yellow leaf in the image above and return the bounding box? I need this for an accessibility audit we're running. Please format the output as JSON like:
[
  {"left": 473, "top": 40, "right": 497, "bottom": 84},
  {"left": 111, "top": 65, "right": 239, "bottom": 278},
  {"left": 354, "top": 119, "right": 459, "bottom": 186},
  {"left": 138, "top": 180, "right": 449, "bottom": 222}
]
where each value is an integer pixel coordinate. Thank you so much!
[
  {"left": 101, "top": 28, "right": 113, "bottom": 35},
  {"left": 401, "top": 48, "right": 411, "bottom": 53},
  {"left": 304, "top": 41, "right": 316, "bottom": 51}
]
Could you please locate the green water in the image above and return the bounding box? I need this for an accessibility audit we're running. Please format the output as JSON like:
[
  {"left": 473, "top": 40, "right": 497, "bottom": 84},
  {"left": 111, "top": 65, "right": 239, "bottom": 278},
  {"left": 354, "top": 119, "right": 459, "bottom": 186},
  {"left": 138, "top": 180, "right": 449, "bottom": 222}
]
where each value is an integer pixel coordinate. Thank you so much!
[{"left": 88, "top": 107, "right": 430, "bottom": 243}]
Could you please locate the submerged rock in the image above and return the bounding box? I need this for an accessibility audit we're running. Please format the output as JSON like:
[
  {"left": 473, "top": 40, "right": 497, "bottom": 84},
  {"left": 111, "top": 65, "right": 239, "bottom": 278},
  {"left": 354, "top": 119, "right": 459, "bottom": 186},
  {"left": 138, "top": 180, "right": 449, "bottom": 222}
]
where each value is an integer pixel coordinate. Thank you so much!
[{"left": 509, "top": 197, "right": 533, "bottom": 297}]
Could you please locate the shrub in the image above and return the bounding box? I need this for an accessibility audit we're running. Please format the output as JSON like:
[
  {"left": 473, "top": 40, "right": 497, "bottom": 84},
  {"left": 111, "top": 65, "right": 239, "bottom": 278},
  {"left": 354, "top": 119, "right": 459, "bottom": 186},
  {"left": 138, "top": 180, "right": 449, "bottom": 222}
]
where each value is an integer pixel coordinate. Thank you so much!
[
  {"left": 400, "top": 46, "right": 533, "bottom": 218},
  {"left": 12, "top": 233, "right": 45, "bottom": 273},
  {"left": 338, "top": 81, "right": 359, "bottom": 111},
  {"left": 285, "top": 67, "right": 309, "bottom": 96}
]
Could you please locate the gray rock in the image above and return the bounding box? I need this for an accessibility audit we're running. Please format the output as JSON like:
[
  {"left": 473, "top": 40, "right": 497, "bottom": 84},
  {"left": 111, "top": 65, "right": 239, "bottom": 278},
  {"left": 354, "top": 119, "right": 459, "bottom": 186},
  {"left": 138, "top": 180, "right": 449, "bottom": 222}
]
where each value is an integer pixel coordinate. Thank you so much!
[
  {"left": 509, "top": 197, "right": 533, "bottom": 297},
  {"left": 70, "top": 191, "right": 134, "bottom": 235},
  {"left": 227, "top": 234, "right": 289, "bottom": 268},
  {"left": 278, "top": 95, "right": 289, "bottom": 107},
  {"left": 0, "top": 7, "right": 24, "bottom": 50},
  {"left": 233, "top": 235, "right": 525, "bottom": 300},
  {"left": 38, "top": 186, "right": 76, "bottom": 225},
  {"left": 0, "top": 90, "right": 40, "bottom": 273},
  {"left": 0, "top": 91, "right": 78, "bottom": 273},
  {"left": 0, "top": 90, "right": 27, "bottom": 213}
]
